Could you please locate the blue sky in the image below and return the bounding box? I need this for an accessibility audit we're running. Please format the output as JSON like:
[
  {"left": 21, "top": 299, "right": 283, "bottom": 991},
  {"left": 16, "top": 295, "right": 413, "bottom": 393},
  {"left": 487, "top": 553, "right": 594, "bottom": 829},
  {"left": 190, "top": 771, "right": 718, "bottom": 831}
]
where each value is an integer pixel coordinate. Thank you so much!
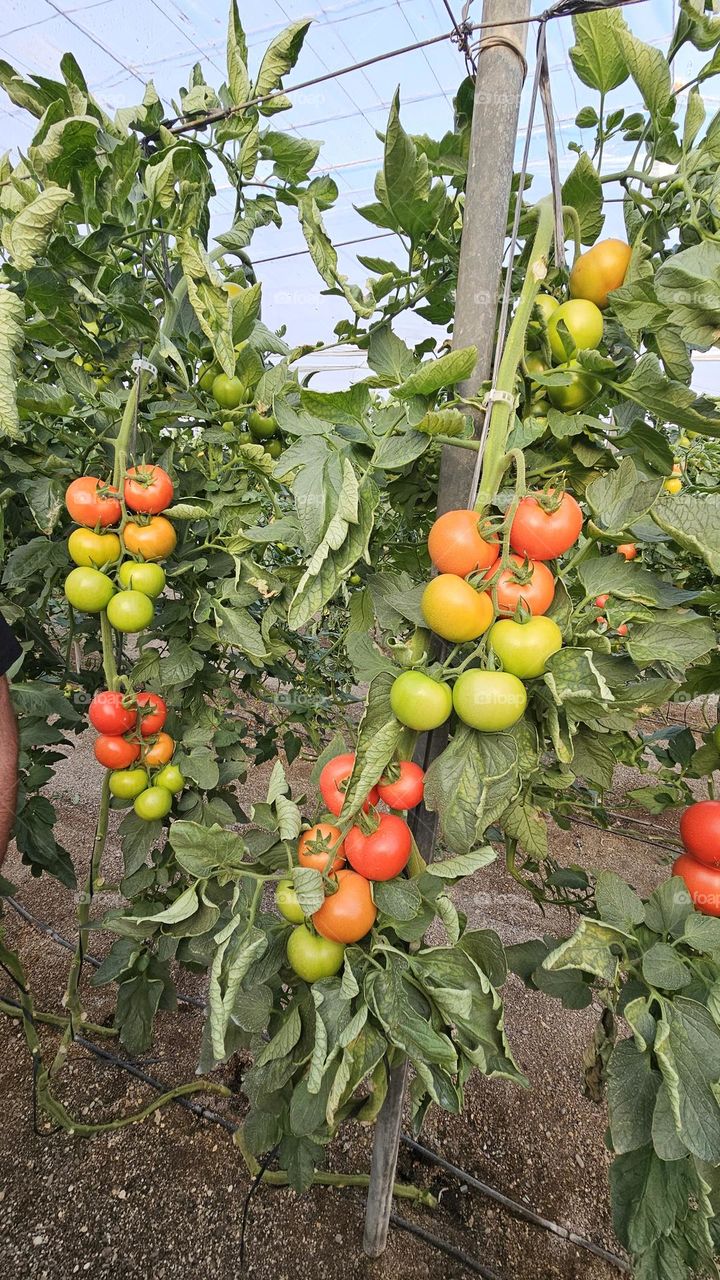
[{"left": 2, "top": 1, "right": 717, "bottom": 391}]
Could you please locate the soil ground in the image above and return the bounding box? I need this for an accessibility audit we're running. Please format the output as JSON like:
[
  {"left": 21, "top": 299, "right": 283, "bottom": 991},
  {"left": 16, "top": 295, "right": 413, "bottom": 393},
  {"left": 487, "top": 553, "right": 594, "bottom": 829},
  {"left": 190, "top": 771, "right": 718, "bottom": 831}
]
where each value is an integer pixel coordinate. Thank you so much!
[{"left": 0, "top": 705, "right": 700, "bottom": 1280}]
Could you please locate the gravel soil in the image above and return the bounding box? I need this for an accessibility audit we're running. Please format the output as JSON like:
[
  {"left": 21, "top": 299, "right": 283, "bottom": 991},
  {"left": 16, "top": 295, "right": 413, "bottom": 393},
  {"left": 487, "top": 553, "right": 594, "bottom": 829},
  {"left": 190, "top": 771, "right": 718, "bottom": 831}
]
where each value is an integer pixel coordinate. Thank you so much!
[{"left": 0, "top": 711, "right": 693, "bottom": 1280}]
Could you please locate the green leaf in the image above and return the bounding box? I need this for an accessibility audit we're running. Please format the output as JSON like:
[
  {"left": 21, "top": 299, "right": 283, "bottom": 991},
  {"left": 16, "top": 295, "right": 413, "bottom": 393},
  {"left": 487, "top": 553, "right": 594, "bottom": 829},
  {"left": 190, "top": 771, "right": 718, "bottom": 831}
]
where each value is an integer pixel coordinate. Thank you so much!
[
  {"left": 1, "top": 185, "right": 72, "bottom": 270},
  {"left": 570, "top": 9, "right": 629, "bottom": 92},
  {"left": 394, "top": 346, "right": 476, "bottom": 399},
  {"left": 578, "top": 556, "right": 697, "bottom": 609},
  {"left": 626, "top": 611, "right": 716, "bottom": 673},
  {"left": 642, "top": 942, "right": 692, "bottom": 992},
  {"left": 115, "top": 972, "right": 163, "bottom": 1054},
  {"left": 500, "top": 799, "right": 548, "bottom": 859},
  {"left": 595, "top": 872, "right": 645, "bottom": 932},
  {"left": 651, "top": 491, "right": 720, "bottom": 575},
  {"left": 366, "top": 325, "right": 415, "bottom": 386},
  {"left": 644, "top": 878, "right": 693, "bottom": 937},
  {"left": 366, "top": 954, "right": 457, "bottom": 1081},
  {"left": 586, "top": 456, "right": 663, "bottom": 534},
  {"left": 608, "top": 1038, "right": 661, "bottom": 1154},
  {"left": 0, "top": 290, "right": 25, "bottom": 440},
  {"left": 655, "top": 241, "right": 720, "bottom": 351},
  {"left": 680, "top": 913, "right": 720, "bottom": 953},
  {"left": 297, "top": 196, "right": 374, "bottom": 318},
  {"left": 288, "top": 478, "right": 378, "bottom": 629},
  {"left": 169, "top": 822, "right": 250, "bottom": 878},
  {"left": 426, "top": 846, "right": 496, "bottom": 881},
  {"left": 609, "top": 353, "right": 720, "bottom": 437},
  {"left": 544, "top": 918, "right": 632, "bottom": 983},
  {"left": 561, "top": 152, "right": 604, "bottom": 245},
  {"left": 262, "top": 130, "right": 320, "bottom": 183},
  {"left": 341, "top": 672, "right": 404, "bottom": 817},
  {"left": 373, "top": 876, "right": 423, "bottom": 922},
  {"left": 226, "top": 0, "right": 250, "bottom": 105},
  {"left": 654, "top": 997, "right": 720, "bottom": 1162},
  {"left": 382, "top": 91, "right": 433, "bottom": 240},
  {"left": 612, "top": 20, "right": 673, "bottom": 121},
  {"left": 424, "top": 725, "right": 519, "bottom": 855},
  {"left": 254, "top": 20, "right": 310, "bottom": 106},
  {"left": 291, "top": 866, "right": 324, "bottom": 914}
]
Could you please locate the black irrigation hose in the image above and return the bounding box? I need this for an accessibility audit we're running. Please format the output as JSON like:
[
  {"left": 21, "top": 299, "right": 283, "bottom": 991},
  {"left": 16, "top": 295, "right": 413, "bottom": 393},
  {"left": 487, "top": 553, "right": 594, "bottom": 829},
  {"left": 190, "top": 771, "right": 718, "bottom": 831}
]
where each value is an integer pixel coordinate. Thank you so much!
[
  {"left": 401, "top": 1137, "right": 630, "bottom": 1274},
  {"left": 5, "top": 896, "right": 206, "bottom": 1009},
  {"left": 390, "top": 1214, "right": 504, "bottom": 1279}
]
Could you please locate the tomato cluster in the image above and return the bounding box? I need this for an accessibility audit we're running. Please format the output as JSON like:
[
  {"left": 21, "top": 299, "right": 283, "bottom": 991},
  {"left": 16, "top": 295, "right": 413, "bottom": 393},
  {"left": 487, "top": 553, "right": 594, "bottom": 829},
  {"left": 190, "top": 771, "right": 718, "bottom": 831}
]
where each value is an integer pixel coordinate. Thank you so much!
[
  {"left": 281, "top": 752, "right": 425, "bottom": 981},
  {"left": 64, "top": 465, "right": 176, "bottom": 632},
  {"left": 391, "top": 491, "right": 585, "bottom": 735},
  {"left": 673, "top": 800, "right": 720, "bottom": 916},
  {"left": 525, "top": 239, "right": 631, "bottom": 415},
  {"left": 88, "top": 689, "right": 185, "bottom": 819},
  {"left": 199, "top": 340, "right": 283, "bottom": 460}
]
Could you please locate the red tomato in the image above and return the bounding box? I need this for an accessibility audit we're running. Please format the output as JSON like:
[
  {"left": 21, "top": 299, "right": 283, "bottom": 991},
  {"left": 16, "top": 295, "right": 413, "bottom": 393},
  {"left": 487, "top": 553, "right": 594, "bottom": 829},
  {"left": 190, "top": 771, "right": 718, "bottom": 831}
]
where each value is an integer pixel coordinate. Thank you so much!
[
  {"left": 595, "top": 595, "right": 610, "bottom": 608},
  {"left": 616, "top": 623, "right": 629, "bottom": 637},
  {"left": 313, "top": 870, "right": 377, "bottom": 943},
  {"left": 143, "top": 732, "right": 174, "bottom": 767},
  {"left": 486, "top": 554, "right": 555, "bottom": 616},
  {"left": 89, "top": 690, "right": 137, "bottom": 735},
  {"left": 319, "top": 753, "right": 379, "bottom": 817},
  {"left": 377, "top": 761, "right": 424, "bottom": 810},
  {"left": 66, "top": 477, "right": 121, "bottom": 528},
  {"left": 427, "top": 509, "right": 498, "bottom": 577},
  {"left": 94, "top": 735, "right": 141, "bottom": 769},
  {"left": 617, "top": 544, "right": 637, "bottom": 561},
  {"left": 510, "top": 492, "right": 583, "bottom": 560},
  {"left": 679, "top": 800, "right": 720, "bottom": 867},
  {"left": 136, "top": 692, "right": 167, "bottom": 737},
  {"left": 673, "top": 853, "right": 720, "bottom": 917},
  {"left": 124, "top": 465, "right": 174, "bottom": 515},
  {"left": 344, "top": 813, "right": 412, "bottom": 881},
  {"left": 297, "top": 823, "right": 345, "bottom": 873}
]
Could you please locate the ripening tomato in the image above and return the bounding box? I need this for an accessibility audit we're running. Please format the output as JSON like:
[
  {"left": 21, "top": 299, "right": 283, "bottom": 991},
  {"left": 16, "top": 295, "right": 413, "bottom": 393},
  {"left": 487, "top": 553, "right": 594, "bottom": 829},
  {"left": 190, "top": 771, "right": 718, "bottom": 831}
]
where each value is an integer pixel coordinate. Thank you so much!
[
  {"left": 345, "top": 813, "right": 412, "bottom": 881},
  {"left": 377, "top": 761, "right": 424, "bottom": 810},
  {"left": 134, "top": 785, "right": 173, "bottom": 821},
  {"left": 68, "top": 529, "right": 121, "bottom": 569},
  {"left": 547, "top": 362, "right": 601, "bottom": 412},
  {"left": 547, "top": 299, "right": 604, "bottom": 363},
  {"left": 89, "top": 690, "right": 137, "bottom": 735},
  {"left": 319, "top": 753, "right": 379, "bottom": 817},
  {"left": 124, "top": 465, "right": 173, "bottom": 515},
  {"left": 65, "top": 477, "right": 121, "bottom": 528},
  {"left": 534, "top": 293, "right": 559, "bottom": 324},
  {"left": 595, "top": 594, "right": 610, "bottom": 608},
  {"left": 569, "top": 238, "right": 632, "bottom": 310},
  {"left": 276, "top": 878, "right": 305, "bottom": 924},
  {"left": 421, "top": 575, "right": 493, "bottom": 643},
  {"left": 106, "top": 590, "right": 154, "bottom": 634},
  {"left": 427, "top": 509, "right": 498, "bottom": 577},
  {"left": 248, "top": 410, "right": 277, "bottom": 440},
  {"left": 65, "top": 567, "right": 115, "bottom": 613},
  {"left": 286, "top": 925, "right": 345, "bottom": 981},
  {"left": 109, "top": 768, "right": 148, "bottom": 800},
  {"left": 616, "top": 623, "right": 629, "bottom": 637},
  {"left": 136, "top": 692, "right": 167, "bottom": 737},
  {"left": 679, "top": 800, "right": 720, "bottom": 867},
  {"left": 297, "top": 823, "right": 345, "bottom": 873},
  {"left": 510, "top": 492, "right": 583, "bottom": 560},
  {"left": 486, "top": 554, "right": 555, "bottom": 616},
  {"left": 143, "top": 732, "right": 174, "bottom": 767},
  {"left": 94, "top": 735, "right": 141, "bottom": 769},
  {"left": 672, "top": 853, "right": 720, "bottom": 917},
  {"left": 389, "top": 671, "right": 453, "bottom": 731},
  {"left": 153, "top": 764, "right": 185, "bottom": 795},
  {"left": 617, "top": 543, "right": 637, "bottom": 561},
  {"left": 313, "top": 869, "right": 377, "bottom": 943},
  {"left": 123, "top": 516, "right": 177, "bottom": 561},
  {"left": 212, "top": 374, "right": 246, "bottom": 409},
  {"left": 664, "top": 476, "right": 682, "bottom": 494},
  {"left": 118, "top": 561, "right": 166, "bottom": 598},
  {"left": 452, "top": 669, "right": 528, "bottom": 731},
  {"left": 488, "top": 616, "right": 562, "bottom": 679}
]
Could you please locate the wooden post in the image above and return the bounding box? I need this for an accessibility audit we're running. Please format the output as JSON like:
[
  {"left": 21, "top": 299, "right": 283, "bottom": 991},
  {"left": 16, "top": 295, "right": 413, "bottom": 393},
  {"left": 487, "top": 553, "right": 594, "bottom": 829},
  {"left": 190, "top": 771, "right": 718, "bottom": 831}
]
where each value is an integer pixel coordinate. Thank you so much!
[{"left": 362, "top": 0, "right": 532, "bottom": 1259}]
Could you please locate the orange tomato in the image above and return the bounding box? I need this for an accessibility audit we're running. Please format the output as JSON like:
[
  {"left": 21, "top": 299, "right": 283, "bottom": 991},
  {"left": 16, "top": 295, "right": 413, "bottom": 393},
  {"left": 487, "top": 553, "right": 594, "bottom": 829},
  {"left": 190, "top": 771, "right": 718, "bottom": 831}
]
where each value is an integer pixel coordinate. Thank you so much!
[
  {"left": 123, "top": 516, "right": 177, "bottom": 561},
  {"left": 486, "top": 554, "right": 555, "bottom": 616},
  {"left": 144, "top": 732, "right": 175, "bottom": 767},
  {"left": 297, "top": 823, "right": 345, "bottom": 873},
  {"left": 421, "top": 574, "right": 493, "bottom": 643},
  {"left": 312, "top": 869, "right": 377, "bottom": 943},
  {"left": 569, "top": 239, "right": 632, "bottom": 309},
  {"left": 427, "top": 509, "right": 498, "bottom": 577}
]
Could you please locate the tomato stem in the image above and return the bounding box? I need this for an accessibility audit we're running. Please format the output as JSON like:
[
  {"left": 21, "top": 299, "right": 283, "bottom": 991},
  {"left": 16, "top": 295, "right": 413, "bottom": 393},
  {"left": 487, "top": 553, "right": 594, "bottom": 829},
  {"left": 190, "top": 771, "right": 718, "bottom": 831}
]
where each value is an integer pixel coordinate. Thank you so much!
[{"left": 475, "top": 198, "right": 555, "bottom": 514}]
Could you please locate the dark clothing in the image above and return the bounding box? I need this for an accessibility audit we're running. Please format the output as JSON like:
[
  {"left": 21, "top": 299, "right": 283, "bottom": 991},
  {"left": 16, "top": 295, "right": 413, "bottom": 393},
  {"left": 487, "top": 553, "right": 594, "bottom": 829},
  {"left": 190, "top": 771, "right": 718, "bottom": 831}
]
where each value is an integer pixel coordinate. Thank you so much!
[{"left": 0, "top": 613, "right": 21, "bottom": 677}]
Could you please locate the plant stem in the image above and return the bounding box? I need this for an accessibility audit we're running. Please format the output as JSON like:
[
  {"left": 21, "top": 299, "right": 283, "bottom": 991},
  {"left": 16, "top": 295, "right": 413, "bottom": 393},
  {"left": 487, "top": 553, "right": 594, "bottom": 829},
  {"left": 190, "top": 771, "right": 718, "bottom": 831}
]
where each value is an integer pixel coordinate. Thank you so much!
[
  {"left": 0, "top": 998, "right": 118, "bottom": 1038},
  {"left": 254, "top": 1167, "right": 436, "bottom": 1206},
  {"left": 475, "top": 198, "right": 555, "bottom": 514}
]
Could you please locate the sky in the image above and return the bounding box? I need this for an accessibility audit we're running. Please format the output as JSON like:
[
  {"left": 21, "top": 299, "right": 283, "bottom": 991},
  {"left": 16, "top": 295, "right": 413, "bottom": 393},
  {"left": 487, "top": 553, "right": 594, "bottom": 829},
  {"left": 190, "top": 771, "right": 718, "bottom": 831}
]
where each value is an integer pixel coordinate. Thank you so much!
[{"left": 1, "top": 0, "right": 717, "bottom": 392}]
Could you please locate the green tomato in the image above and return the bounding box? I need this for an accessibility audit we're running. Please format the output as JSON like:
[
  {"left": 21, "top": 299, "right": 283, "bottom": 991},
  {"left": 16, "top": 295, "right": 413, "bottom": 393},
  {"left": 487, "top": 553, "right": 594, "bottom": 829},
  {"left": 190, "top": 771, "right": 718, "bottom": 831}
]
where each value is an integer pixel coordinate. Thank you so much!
[
  {"left": 118, "top": 561, "right": 166, "bottom": 598},
  {"left": 524, "top": 352, "right": 549, "bottom": 377},
  {"left": 488, "top": 617, "right": 562, "bottom": 679},
  {"left": 134, "top": 785, "right": 173, "bottom": 821},
  {"left": 547, "top": 299, "right": 604, "bottom": 363},
  {"left": 452, "top": 669, "right": 527, "bottom": 731},
  {"left": 286, "top": 924, "right": 345, "bottom": 982},
  {"left": 265, "top": 439, "right": 282, "bottom": 459},
  {"left": 154, "top": 764, "right": 185, "bottom": 795},
  {"left": 64, "top": 566, "right": 115, "bottom": 613},
  {"left": 547, "top": 361, "right": 601, "bottom": 412},
  {"left": 198, "top": 362, "right": 219, "bottom": 392},
  {"left": 106, "top": 590, "right": 154, "bottom": 634},
  {"left": 248, "top": 410, "right": 278, "bottom": 440},
  {"left": 276, "top": 878, "right": 305, "bottom": 924},
  {"left": 212, "top": 373, "right": 246, "bottom": 409},
  {"left": 534, "top": 293, "right": 559, "bottom": 324},
  {"left": 109, "top": 768, "right": 149, "bottom": 800},
  {"left": 390, "top": 670, "right": 453, "bottom": 731},
  {"left": 237, "top": 431, "right": 253, "bottom": 444}
]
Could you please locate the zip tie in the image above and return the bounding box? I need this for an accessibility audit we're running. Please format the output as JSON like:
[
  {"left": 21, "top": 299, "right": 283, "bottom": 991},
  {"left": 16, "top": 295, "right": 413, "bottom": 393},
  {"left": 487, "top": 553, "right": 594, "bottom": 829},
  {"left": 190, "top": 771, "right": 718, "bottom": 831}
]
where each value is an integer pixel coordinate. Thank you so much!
[{"left": 131, "top": 355, "right": 157, "bottom": 377}]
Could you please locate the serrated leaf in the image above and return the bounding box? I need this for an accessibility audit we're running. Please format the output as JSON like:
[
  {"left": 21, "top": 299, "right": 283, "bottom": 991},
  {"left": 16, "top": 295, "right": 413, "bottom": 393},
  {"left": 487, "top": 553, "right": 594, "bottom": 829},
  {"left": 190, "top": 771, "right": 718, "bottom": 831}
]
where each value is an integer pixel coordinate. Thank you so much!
[
  {"left": 1, "top": 185, "right": 72, "bottom": 269},
  {"left": 394, "top": 346, "right": 477, "bottom": 399}
]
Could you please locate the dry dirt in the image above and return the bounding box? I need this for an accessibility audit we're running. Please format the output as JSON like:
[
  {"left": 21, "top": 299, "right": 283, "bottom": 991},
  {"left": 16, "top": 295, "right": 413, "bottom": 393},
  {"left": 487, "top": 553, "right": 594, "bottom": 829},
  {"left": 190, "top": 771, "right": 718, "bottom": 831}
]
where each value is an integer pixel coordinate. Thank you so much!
[{"left": 0, "top": 709, "right": 696, "bottom": 1280}]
